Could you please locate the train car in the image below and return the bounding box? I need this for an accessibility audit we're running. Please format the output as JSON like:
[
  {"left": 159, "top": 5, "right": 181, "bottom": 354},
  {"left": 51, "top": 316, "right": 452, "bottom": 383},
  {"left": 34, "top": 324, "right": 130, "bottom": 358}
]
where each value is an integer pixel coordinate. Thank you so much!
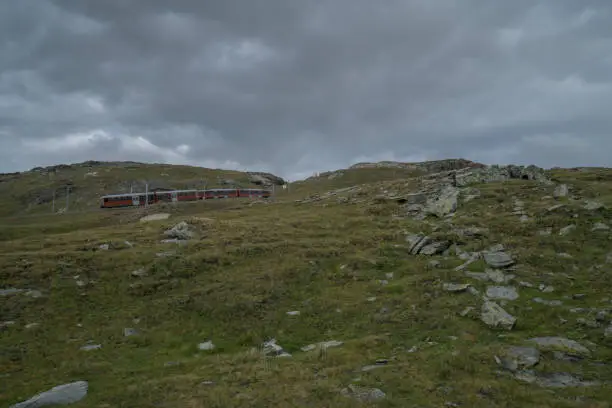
[
  {"left": 203, "top": 188, "right": 239, "bottom": 199},
  {"left": 237, "top": 188, "right": 271, "bottom": 198},
  {"left": 100, "top": 188, "right": 272, "bottom": 208},
  {"left": 100, "top": 192, "right": 156, "bottom": 208}
]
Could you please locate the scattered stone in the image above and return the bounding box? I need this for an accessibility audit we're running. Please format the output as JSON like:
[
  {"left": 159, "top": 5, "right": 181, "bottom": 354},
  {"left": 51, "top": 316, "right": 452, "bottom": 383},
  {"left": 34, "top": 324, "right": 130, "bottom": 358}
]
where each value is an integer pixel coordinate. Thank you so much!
[
  {"left": 1, "top": 288, "right": 24, "bottom": 296},
  {"left": 486, "top": 269, "right": 513, "bottom": 284},
  {"left": 423, "top": 185, "right": 460, "bottom": 217},
  {"left": 592, "top": 222, "right": 610, "bottom": 231},
  {"left": 577, "top": 318, "right": 599, "bottom": 328},
  {"left": 385, "top": 272, "right": 394, "bottom": 279},
  {"left": 604, "top": 324, "right": 612, "bottom": 338},
  {"left": 131, "top": 268, "right": 147, "bottom": 277},
  {"left": 520, "top": 215, "right": 529, "bottom": 223},
  {"left": 483, "top": 251, "right": 515, "bottom": 269},
  {"left": 557, "top": 253, "right": 573, "bottom": 258},
  {"left": 553, "top": 184, "right": 569, "bottom": 198},
  {"left": 140, "top": 213, "right": 171, "bottom": 223},
  {"left": 486, "top": 286, "right": 519, "bottom": 301},
  {"left": 539, "top": 285, "right": 554, "bottom": 293},
  {"left": 467, "top": 286, "right": 481, "bottom": 296},
  {"left": 496, "top": 346, "right": 540, "bottom": 371},
  {"left": 286, "top": 311, "right": 300, "bottom": 316},
  {"left": 406, "top": 234, "right": 450, "bottom": 255},
  {"left": 584, "top": 200, "right": 605, "bottom": 211},
  {"left": 420, "top": 240, "right": 451, "bottom": 255},
  {"left": 301, "top": 340, "right": 343, "bottom": 352},
  {"left": 123, "top": 328, "right": 138, "bottom": 337},
  {"left": 538, "top": 228, "right": 552, "bottom": 236},
  {"left": 164, "top": 221, "right": 196, "bottom": 240},
  {"left": 1, "top": 321, "right": 16, "bottom": 329},
  {"left": 25, "top": 323, "right": 39, "bottom": 329},
  {"left": 80, "top": 344, "right": 101, "bottom": 351},
  {"left": 532, "top": 297, "right": 563, "bottom": 306},
  {"left": 519, "top": 281, "right": 534, "bottom": 288},
  {"left": 454, "top": 253, "right": 480, "bottom": 271},
  {"left": 99, "top": 244, "right": 109, "bottom": 250},
  {"left": 198, "top": 340, "right": 215, "bottom": 351},
  {"left": 9, "top": 381, "right": 88, "bottom": 408},
  {"left": 559, "top": 225, "right": 576, "bottom": 236},
  {"left": 428, "top": 260, "right": 441, "bottom": 268},
  {"left": 443, "top": 283, "right": 471, "bottom": 292},
  {"left": 160, "top": 238, "right": 188, "bottom": 245},
  {"left": 547, "top": 204, "right": 566, "bottom": 212},
  {"left": 340, "top": 384, "right": 386, "bottom": 402},
  {"left": 481, "top": 300, "right": 516, "bottom": 330},
  {"left": 261, "top": 339, "right": 291, "bottom": 357},
  {"left": 527, "top": 337, "right": 590, "bottom": 356},
  {"left": 595, "top": 311, "right": 608, "bottom": 322},
  {"left": 459, "top": 307, "right": 474, "bottom": 317},
  {"left": 464, "top": 272, "right": 489, "bottom": 281}
]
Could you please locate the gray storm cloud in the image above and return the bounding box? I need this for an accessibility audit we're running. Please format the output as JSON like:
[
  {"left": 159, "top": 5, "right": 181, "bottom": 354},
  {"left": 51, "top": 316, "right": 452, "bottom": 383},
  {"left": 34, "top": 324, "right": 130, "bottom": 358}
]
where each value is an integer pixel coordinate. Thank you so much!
[{"left": 1, "top": 0, "right": 611, "bottom": 179}]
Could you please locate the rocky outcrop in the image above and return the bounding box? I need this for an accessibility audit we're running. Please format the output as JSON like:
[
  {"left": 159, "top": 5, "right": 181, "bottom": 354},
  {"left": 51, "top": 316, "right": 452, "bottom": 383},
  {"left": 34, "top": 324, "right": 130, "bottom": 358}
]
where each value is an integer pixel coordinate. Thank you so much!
[
  {"left": 351, "top": 158, "right": 485, "bottom": 173},
  {"left": 247, "top": 172, "right": 286, "bottom": 186}
]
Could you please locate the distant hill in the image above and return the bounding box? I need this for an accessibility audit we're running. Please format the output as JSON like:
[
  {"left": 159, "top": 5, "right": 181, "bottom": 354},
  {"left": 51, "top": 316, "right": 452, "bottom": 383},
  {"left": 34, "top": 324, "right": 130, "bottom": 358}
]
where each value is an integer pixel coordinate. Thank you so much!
[{"left": 0, "top": 161, "right": 285, "bottom": 217}]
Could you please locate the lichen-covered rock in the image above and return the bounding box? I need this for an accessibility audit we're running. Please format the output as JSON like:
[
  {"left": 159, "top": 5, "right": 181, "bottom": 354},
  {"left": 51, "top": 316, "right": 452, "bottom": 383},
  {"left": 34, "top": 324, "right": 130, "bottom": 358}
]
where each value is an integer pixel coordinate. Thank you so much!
[{"left": 481, "top": 300, "right": 516, "bottom": 330}]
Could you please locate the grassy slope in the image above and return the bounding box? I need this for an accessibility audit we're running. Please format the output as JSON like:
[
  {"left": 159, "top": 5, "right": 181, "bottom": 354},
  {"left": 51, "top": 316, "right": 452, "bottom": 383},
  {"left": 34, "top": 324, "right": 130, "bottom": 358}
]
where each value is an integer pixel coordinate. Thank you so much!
[
  {"left": 1, "top": 167, "right": 612, "bottom": 407},
  {"left": 0, "top": 162, "right": 273, "bottom": 217}
]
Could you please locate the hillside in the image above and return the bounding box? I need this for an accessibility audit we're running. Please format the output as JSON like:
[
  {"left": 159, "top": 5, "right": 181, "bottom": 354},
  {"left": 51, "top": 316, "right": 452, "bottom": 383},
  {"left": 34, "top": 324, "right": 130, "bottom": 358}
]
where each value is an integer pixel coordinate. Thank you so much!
[
  {"left": 1, "top": 159, "right": 612, "bottom": 407},
  {"left": 0, "top": 161, "right": 286, "bottom": 217}
]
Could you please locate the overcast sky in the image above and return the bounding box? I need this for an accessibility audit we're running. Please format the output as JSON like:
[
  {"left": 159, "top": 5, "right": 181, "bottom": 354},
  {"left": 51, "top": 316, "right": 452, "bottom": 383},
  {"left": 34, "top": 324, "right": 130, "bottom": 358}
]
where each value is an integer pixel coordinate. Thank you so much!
[{"left": 1, "top": 1, "right": 611, "bottom": 180}]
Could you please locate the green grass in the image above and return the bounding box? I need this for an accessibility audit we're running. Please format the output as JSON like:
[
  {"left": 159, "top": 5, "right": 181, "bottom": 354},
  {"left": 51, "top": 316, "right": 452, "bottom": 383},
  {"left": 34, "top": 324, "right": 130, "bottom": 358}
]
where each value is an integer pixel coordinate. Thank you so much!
[{"left": 1, "top": 167, "right": 612, "bottom": 407}]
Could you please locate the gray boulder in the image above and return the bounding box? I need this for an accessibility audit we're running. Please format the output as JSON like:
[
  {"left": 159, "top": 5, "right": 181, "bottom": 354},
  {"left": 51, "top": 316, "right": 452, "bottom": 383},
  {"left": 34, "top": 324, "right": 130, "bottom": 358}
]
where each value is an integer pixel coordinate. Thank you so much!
[{"left": 10, "top": 381, "right": 88, "bottom": 407}]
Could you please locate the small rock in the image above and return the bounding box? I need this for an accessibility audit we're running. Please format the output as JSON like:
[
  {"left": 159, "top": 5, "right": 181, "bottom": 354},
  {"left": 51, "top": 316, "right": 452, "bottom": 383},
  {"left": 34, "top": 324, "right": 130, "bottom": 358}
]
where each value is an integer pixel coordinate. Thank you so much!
[
  {"left": 25, "top": 323, "right": 40, "bottom": 329},
  {"left": 604, "top": 324, "right": 612, "bottom": 338},
  {"left": 123, "top": 328, "right": 138, "bottom": 337},
  {"left": 532, "top": 297, "right": 563, "bottom": 306},
  {"left": 519, "top": 281, "right": 534, "bottom": 288},
  {"left": 486, "top": 286, "right": 519, "bottom": 301},
  {"left": 592, "top": 222, "right": 610, "bottom": 231},
  {"left": 459, "top": 307, "right": 474, "bottom": 317},
  {"left": 519, "top": 215, "right": 529, "bottom": 223},
  {"left": 261, "top": 338, "right": 291, "bottom": 357},
  {"left": 553, "top": 184, "right": 569, "bottom": 198},
  {"left": 527, "top": 337, "right": 590, "bottom": 356},
  {"left": 131, "top": 268, "right": 147, "bottom": 277},
  {"left": 486, "top": 269, "right": 512, "bottom": 283},
  {"left": 464, "top": 271, "right": 489, "bottom": 281},
  {"left": 559, "top": 225, "right": 576, "bottom": 236},
  {"left": 584, "top": 201, "right": 605, "bottom": 211},
  {"left": 9, "top": 381, "right": 88, "bottom": 408},
  {"left": 80, "top": 344, "right": 101, "bottom": 351},
  {"left": 481, "top": 300, "right": 516, "bottom": 330},
  {"left": 483, "top": 251, "right": 514, "bottom": 269},
  {"left": 140, "top": 213, "right": 171, "bottom": 222},
  {"left": 198, "top": 340, "right": 215, "bottom": 351},
  {"left": 576, "top": 318, "right": 599, "bottom": 328},
  {"left": 443, "top": 283, "right": 471, "bottom": 292},
  {"left": 286, "top": 311, "right": 300, "bottom": 316},
  {"left": 0, "top": 288, "right": 24, "bottom": 296},
  {"left": 539, "top": 285, "right": 554, "bottom": 293},
  {"left": 340, "top": 384, "right": 386, "bottom": 402},
  {"left": 99, "top": 244, "right": 109, "bottom": 250},
  {"left": 429, "top": 260, "right": 442, "bottom": 268},
  {"left": 538, "top": 228, "right": 552, "bottom": 236}
]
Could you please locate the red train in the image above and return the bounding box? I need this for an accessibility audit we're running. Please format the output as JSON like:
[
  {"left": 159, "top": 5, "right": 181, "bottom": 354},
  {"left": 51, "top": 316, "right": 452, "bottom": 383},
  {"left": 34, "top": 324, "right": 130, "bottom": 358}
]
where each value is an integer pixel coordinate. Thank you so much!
[{"left": 100, "top": 188, "right": 271, "bottom": 208}]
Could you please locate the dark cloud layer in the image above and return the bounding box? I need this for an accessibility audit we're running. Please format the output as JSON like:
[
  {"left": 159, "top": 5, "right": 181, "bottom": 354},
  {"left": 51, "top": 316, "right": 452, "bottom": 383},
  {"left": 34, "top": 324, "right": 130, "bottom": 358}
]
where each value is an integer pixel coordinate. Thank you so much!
[{"left": 1, "top": 1, "right": 611, "bottom": 179}]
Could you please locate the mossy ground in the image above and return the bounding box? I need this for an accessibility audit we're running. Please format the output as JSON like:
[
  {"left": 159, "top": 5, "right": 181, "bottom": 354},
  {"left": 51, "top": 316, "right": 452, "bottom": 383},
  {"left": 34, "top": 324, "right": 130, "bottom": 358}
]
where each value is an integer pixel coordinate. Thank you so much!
[{"left": 1, "top": 168, "right": 612, "bottom": 407}]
